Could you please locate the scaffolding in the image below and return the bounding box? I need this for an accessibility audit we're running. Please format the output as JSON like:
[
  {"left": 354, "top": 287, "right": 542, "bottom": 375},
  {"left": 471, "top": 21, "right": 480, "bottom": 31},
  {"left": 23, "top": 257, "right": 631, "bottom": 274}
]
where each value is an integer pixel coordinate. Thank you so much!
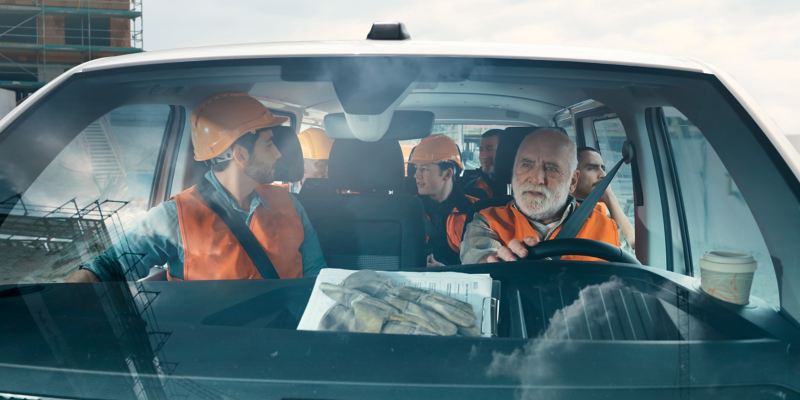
[
  {"left": 0, "top": 0, "right": 143, "bottom": 95},
  {"left": 0, "top": 194, "right": 229, "bottom": 398}
]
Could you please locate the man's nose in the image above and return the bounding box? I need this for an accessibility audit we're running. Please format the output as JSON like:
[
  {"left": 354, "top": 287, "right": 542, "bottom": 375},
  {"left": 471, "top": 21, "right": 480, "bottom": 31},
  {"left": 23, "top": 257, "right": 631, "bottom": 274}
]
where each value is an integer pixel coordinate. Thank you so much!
[
  {"left": 598, "top": 168, "right": 606, "bottom": 179},
  {"left": 530, "top": 165, "right": 546, "bottom": 185},
  {"left": 523, "top": 168, "right": 547, "bottom": 185},
  {"left": 272, "top": 145, "right": 282, "bottom": 161}
]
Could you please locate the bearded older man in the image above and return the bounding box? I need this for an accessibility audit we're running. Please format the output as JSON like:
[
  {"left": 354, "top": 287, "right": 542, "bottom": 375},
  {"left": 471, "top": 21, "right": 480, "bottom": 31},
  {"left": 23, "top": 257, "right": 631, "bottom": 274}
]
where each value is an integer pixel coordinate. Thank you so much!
[{"left": 460, "top": 128, "right": 620, "bottom": 264}]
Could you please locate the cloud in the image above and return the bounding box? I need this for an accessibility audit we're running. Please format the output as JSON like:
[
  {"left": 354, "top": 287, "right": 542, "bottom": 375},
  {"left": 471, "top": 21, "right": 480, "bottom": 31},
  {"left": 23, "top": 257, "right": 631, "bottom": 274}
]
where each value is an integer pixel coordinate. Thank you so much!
[
  {"left": 486, "top": 277, "right": 626, "bottom": 400},
  {"left": 142, "top": 0, "right": 800, "bottom": 135}
]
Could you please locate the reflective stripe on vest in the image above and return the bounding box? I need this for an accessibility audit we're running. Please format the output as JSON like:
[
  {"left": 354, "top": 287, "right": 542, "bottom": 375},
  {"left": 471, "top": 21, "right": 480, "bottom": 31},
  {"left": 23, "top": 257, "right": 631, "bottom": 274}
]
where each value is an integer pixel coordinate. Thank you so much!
[
  {"left": 171, "top": 185, "right": 304, "bottom": 280},
  {"left": 478, "top": 201, "right": 620, "bottom": 262}
]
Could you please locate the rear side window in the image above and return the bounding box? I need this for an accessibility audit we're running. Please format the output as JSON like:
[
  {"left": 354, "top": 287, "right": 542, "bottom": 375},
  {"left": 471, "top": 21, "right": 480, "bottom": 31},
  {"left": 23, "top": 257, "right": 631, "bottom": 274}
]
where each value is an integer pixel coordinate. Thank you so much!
[
  {"left": 661, "top": 106, "right": 779, "bottom": 307},
  {"left": 0, "top": 104, "right": 171, "bottom": 284},
  {"left": 593, "top": 117, "right": 635, "bottom": 223},
  {"left": 430, "top": 123, "right": 514, "bottom": 171}
]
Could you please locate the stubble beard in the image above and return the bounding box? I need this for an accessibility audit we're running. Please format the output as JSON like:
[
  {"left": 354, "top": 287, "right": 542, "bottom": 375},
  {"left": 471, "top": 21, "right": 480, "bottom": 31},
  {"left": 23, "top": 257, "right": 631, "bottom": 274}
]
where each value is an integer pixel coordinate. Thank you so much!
[{"left": 245, "top": 160, "right": 275, "bottom": 184}]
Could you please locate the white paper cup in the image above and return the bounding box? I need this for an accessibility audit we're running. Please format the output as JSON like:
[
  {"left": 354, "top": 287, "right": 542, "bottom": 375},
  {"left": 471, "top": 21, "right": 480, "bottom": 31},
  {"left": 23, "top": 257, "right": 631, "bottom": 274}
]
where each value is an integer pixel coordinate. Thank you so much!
[{"left": 699, "top": 251, "right": 757, "bottom": 305}]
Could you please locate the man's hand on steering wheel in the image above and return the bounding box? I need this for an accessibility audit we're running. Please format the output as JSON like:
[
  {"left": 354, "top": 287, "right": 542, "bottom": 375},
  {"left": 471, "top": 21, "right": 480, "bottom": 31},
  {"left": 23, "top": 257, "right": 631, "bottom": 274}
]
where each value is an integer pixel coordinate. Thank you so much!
[
  {"left": 481, "top": 237, "right": 639, "bottom": 265},
  {"left": 481, "top": 236, "right": 540, "bottom": 263}
]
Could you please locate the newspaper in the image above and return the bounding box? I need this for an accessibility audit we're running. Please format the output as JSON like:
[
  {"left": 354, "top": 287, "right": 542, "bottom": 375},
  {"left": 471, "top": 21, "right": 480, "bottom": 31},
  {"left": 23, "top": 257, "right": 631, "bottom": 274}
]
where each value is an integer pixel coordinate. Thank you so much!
[{"left": 297, "top": 268, "right": 495, "bottom": 337}]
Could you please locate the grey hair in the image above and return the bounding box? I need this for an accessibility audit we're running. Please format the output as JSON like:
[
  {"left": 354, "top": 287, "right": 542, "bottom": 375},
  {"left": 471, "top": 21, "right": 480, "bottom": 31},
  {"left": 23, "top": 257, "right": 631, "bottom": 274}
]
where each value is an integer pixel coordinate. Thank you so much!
[
  {"left": 518, "top": 127, "right": 578, "bottom": 173},
  {"left": 567, "top": 141, "right": 578, "bottom": 173}
]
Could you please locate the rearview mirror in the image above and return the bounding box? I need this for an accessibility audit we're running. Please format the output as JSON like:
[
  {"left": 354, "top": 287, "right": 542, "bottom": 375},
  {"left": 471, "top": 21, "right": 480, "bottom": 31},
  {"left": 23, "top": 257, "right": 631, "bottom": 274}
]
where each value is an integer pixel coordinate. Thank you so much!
[{"left": 324, "top": 110, "right": 434, "bottom": 141}]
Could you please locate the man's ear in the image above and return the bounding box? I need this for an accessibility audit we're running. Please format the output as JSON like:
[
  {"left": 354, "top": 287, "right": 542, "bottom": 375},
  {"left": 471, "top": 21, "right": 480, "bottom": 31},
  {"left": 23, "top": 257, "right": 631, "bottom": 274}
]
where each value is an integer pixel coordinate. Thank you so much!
[
  {"left": 444, "top": 167, "right": 455, "bottom": 181},
  {"left": 232, "top": 144, "right": 250, "bottom": 167},
  {"left": 569, "top": 170, "right": 579, "bottom": 193}
]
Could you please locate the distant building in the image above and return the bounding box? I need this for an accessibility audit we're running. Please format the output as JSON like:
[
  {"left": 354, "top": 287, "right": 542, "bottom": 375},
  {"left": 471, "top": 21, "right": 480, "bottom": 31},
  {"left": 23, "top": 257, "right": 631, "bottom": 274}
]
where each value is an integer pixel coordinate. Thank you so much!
[{"left": 0, "top": 0, "right": 142, "bottom": 104}]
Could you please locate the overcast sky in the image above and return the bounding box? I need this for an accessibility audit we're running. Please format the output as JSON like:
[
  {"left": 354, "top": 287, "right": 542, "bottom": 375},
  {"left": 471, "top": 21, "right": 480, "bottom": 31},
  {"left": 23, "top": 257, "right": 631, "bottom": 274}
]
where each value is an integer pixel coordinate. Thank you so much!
[{"left": 145, "top": 0, "right": 800, "bottom": 136}]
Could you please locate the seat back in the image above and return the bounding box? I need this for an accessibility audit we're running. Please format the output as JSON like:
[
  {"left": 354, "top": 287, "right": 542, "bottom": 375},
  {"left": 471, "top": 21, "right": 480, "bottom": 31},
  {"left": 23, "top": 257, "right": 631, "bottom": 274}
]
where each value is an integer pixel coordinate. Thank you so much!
[
  {"left": 299, "top": 138, "right": 426, "bottom": 270},
  {"left": 272, "top": 126, "right": 304, "bottom": 183}
]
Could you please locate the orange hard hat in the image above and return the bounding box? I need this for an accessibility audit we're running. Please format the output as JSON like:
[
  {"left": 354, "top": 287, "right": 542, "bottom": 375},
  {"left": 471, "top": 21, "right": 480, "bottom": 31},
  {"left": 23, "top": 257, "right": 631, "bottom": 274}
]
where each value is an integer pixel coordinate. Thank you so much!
[
  {"left": 409, "top": 134, "right": 463, "bottom": 170},
  {"left": 298, "top": 127, "right": 333, "bottom": 160},
  {"left": 190, "top": 92, "right": 288, "bottom": 161}
]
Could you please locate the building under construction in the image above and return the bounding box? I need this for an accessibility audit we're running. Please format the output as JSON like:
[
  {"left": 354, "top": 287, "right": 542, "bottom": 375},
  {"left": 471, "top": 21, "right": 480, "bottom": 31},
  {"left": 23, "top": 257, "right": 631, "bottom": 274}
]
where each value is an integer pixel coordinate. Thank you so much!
[{"left": 0, "top": 0, "right": 142, "bottom": 101}]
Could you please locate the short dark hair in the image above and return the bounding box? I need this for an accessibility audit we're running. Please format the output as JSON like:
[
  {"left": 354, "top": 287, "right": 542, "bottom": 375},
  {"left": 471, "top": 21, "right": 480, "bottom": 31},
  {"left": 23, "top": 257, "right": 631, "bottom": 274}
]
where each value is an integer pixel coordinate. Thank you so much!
[
  {"left": 576, "top": 146, "right": 602, "bottom": 169},
  {"left": 436, "top": 160, "right": 461, "bottom": 179},
  {"left": 577, "top": 146, "right": 601, "bottom": 156},
  {"left": 481, "top": 129, "right": 503, "bottom": 139},
  {"left": 210, "top": 131, "right": 259, "bottom": 172}
]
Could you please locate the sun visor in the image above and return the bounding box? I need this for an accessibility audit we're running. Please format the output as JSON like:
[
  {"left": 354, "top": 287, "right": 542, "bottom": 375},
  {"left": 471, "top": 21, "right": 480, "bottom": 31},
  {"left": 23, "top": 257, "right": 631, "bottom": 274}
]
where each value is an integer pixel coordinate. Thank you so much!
[{"left": 324, "top": 111, "right": 434, "bottom": 141}]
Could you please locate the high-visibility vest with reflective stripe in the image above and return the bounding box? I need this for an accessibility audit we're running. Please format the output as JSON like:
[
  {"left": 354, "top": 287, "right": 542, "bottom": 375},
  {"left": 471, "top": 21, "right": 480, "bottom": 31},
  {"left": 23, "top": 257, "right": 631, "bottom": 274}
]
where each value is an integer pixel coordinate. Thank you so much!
[
  {"left": 171, "top": 185, "right": 304, "bottom": 280},
  {"left": 478, "top": 201, "right": 620, "bottom": 262}
]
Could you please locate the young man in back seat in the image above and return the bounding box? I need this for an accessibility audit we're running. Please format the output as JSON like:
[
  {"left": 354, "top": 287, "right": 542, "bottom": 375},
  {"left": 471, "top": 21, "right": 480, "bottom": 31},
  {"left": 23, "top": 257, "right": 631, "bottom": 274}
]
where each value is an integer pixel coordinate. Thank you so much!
[
  {"left": 573, "top": 146, "right": 635, "bottom": 251},
  {"left": 460, "top": 128, "right": 620, "bottom": 264},
  {"left": 410, "top": 134, "right": 479, "bottom": 266},
  {"left": 66, "top": 92, "right": 327, "bottom": 282}
]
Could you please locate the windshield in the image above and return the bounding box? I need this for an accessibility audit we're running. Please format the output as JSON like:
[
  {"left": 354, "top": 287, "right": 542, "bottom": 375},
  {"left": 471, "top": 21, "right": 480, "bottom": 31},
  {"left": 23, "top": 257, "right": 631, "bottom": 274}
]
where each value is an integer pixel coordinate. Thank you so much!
[{"left": 0, "top": 56, "right": 798, "bottom": 399}]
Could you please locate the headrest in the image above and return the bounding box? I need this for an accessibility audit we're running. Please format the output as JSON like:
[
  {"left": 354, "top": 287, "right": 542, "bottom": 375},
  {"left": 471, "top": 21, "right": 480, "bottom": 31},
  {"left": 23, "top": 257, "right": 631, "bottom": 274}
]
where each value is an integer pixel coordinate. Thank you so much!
[
  {"left": 272, "top": 126, "right": 304, "bottom": 182},
  {"left": 328, "top": 138, "right": 404, "bottom": 191},
  {"left": 494, "top": 126, "right": 536, "bottom": 185}
]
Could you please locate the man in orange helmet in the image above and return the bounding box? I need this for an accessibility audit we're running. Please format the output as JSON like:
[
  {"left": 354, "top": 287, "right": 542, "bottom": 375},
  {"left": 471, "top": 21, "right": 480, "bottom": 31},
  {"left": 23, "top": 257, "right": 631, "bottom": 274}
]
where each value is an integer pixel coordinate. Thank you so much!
[
  {"left": 298, "top": 127, "right": 333, "bottom": 182},
  {"left": 409, "top": 134, "right": 478, "bottom": 266},
  {"left": 67, "top": 92, "right": 326, "bottom": 282}
]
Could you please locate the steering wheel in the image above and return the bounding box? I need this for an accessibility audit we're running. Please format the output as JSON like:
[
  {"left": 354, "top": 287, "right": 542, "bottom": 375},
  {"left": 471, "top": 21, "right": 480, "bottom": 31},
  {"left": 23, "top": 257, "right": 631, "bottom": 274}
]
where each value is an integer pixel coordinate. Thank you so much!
[{"left": 524, "top": 238, "right": 640, "bottom": 265}]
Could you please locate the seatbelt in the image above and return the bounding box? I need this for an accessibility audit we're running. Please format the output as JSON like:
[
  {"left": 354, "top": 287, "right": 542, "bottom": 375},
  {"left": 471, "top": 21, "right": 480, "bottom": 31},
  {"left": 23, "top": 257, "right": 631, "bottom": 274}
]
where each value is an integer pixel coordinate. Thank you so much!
[
  {"left": 554, "top": 141, "right": 634, "bottom": 241},
  {"left": 195, "top": 178, "right": 280, "bottom": 279}
]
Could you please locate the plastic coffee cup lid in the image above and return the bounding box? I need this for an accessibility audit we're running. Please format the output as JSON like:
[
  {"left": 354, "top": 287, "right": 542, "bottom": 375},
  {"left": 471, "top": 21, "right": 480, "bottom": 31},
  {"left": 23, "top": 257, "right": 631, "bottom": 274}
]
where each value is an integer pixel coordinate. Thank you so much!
[{"left": 699, "top": 251, "right": 756, "bottom": 273}]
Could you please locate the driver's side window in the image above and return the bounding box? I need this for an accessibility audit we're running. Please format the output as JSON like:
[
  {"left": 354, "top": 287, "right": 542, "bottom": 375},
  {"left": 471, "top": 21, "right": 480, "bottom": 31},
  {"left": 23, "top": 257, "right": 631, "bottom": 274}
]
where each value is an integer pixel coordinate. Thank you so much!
[{"left": 0, "top": 104, "right": 171, "bottom": 284}]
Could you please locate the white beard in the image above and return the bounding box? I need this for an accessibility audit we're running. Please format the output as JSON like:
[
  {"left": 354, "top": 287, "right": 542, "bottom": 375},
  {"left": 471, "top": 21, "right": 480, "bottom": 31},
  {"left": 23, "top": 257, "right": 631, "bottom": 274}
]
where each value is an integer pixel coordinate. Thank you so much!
[{"left": 512, "top": 175, "right": 570, "bottom": 221}]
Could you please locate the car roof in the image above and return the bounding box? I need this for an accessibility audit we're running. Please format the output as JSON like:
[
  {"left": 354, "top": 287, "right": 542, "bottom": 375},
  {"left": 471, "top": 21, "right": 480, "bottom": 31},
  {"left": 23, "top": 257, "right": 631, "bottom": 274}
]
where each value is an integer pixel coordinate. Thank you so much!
[{"left": 73, "top": 40, "right": 711, "bottom": 74}]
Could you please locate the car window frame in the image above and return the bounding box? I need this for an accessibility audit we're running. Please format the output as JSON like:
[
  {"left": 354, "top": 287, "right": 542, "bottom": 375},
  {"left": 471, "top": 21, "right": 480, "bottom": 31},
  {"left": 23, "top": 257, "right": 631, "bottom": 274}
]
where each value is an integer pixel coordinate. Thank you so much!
[
  {"left": 148, "top": 105, "right": 186, "bottom": 209},
  {"left": 650, "top": 106, "right": 695, "bottom": 275},
  {"left": 2, "top": 56, "right": 799, "bottom": 323}
]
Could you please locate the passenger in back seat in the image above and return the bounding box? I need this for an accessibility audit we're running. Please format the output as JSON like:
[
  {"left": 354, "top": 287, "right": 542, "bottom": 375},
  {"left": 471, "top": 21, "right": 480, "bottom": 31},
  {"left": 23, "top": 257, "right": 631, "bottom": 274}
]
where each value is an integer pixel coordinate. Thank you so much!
[
  {"left": 296, "top": 127, "right": 333, "bottom": 192},
  {"left": 573, "top": 147, "right": 635, "bottom": 251},
  {"left": 66, "top": 92, "right": 327, "bottom": 282},
  {"left": 460, "top": 129, "right": 620, "bottom": 264},
  {"left": 463, "top": 129, "right": 503, "bottom": 200},
  {"left": 409, "top": 135, "right": 479, "bottom": 266}
]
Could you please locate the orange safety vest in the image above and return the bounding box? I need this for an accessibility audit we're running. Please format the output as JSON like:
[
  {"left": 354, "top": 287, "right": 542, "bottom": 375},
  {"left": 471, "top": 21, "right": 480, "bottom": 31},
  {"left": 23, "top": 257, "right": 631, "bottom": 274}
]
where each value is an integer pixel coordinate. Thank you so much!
[
  {"left": 473, "top": 176, "right": 494, "bottom": 198},
  {"left": 171, "top": 185, "right": 305, "bottom": 280},
  {"left": 431, "top": 194, "right": 479, "bottom": 257},
  {"left": 478, "top": 201, "right": 620, "bottom": 262}
]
